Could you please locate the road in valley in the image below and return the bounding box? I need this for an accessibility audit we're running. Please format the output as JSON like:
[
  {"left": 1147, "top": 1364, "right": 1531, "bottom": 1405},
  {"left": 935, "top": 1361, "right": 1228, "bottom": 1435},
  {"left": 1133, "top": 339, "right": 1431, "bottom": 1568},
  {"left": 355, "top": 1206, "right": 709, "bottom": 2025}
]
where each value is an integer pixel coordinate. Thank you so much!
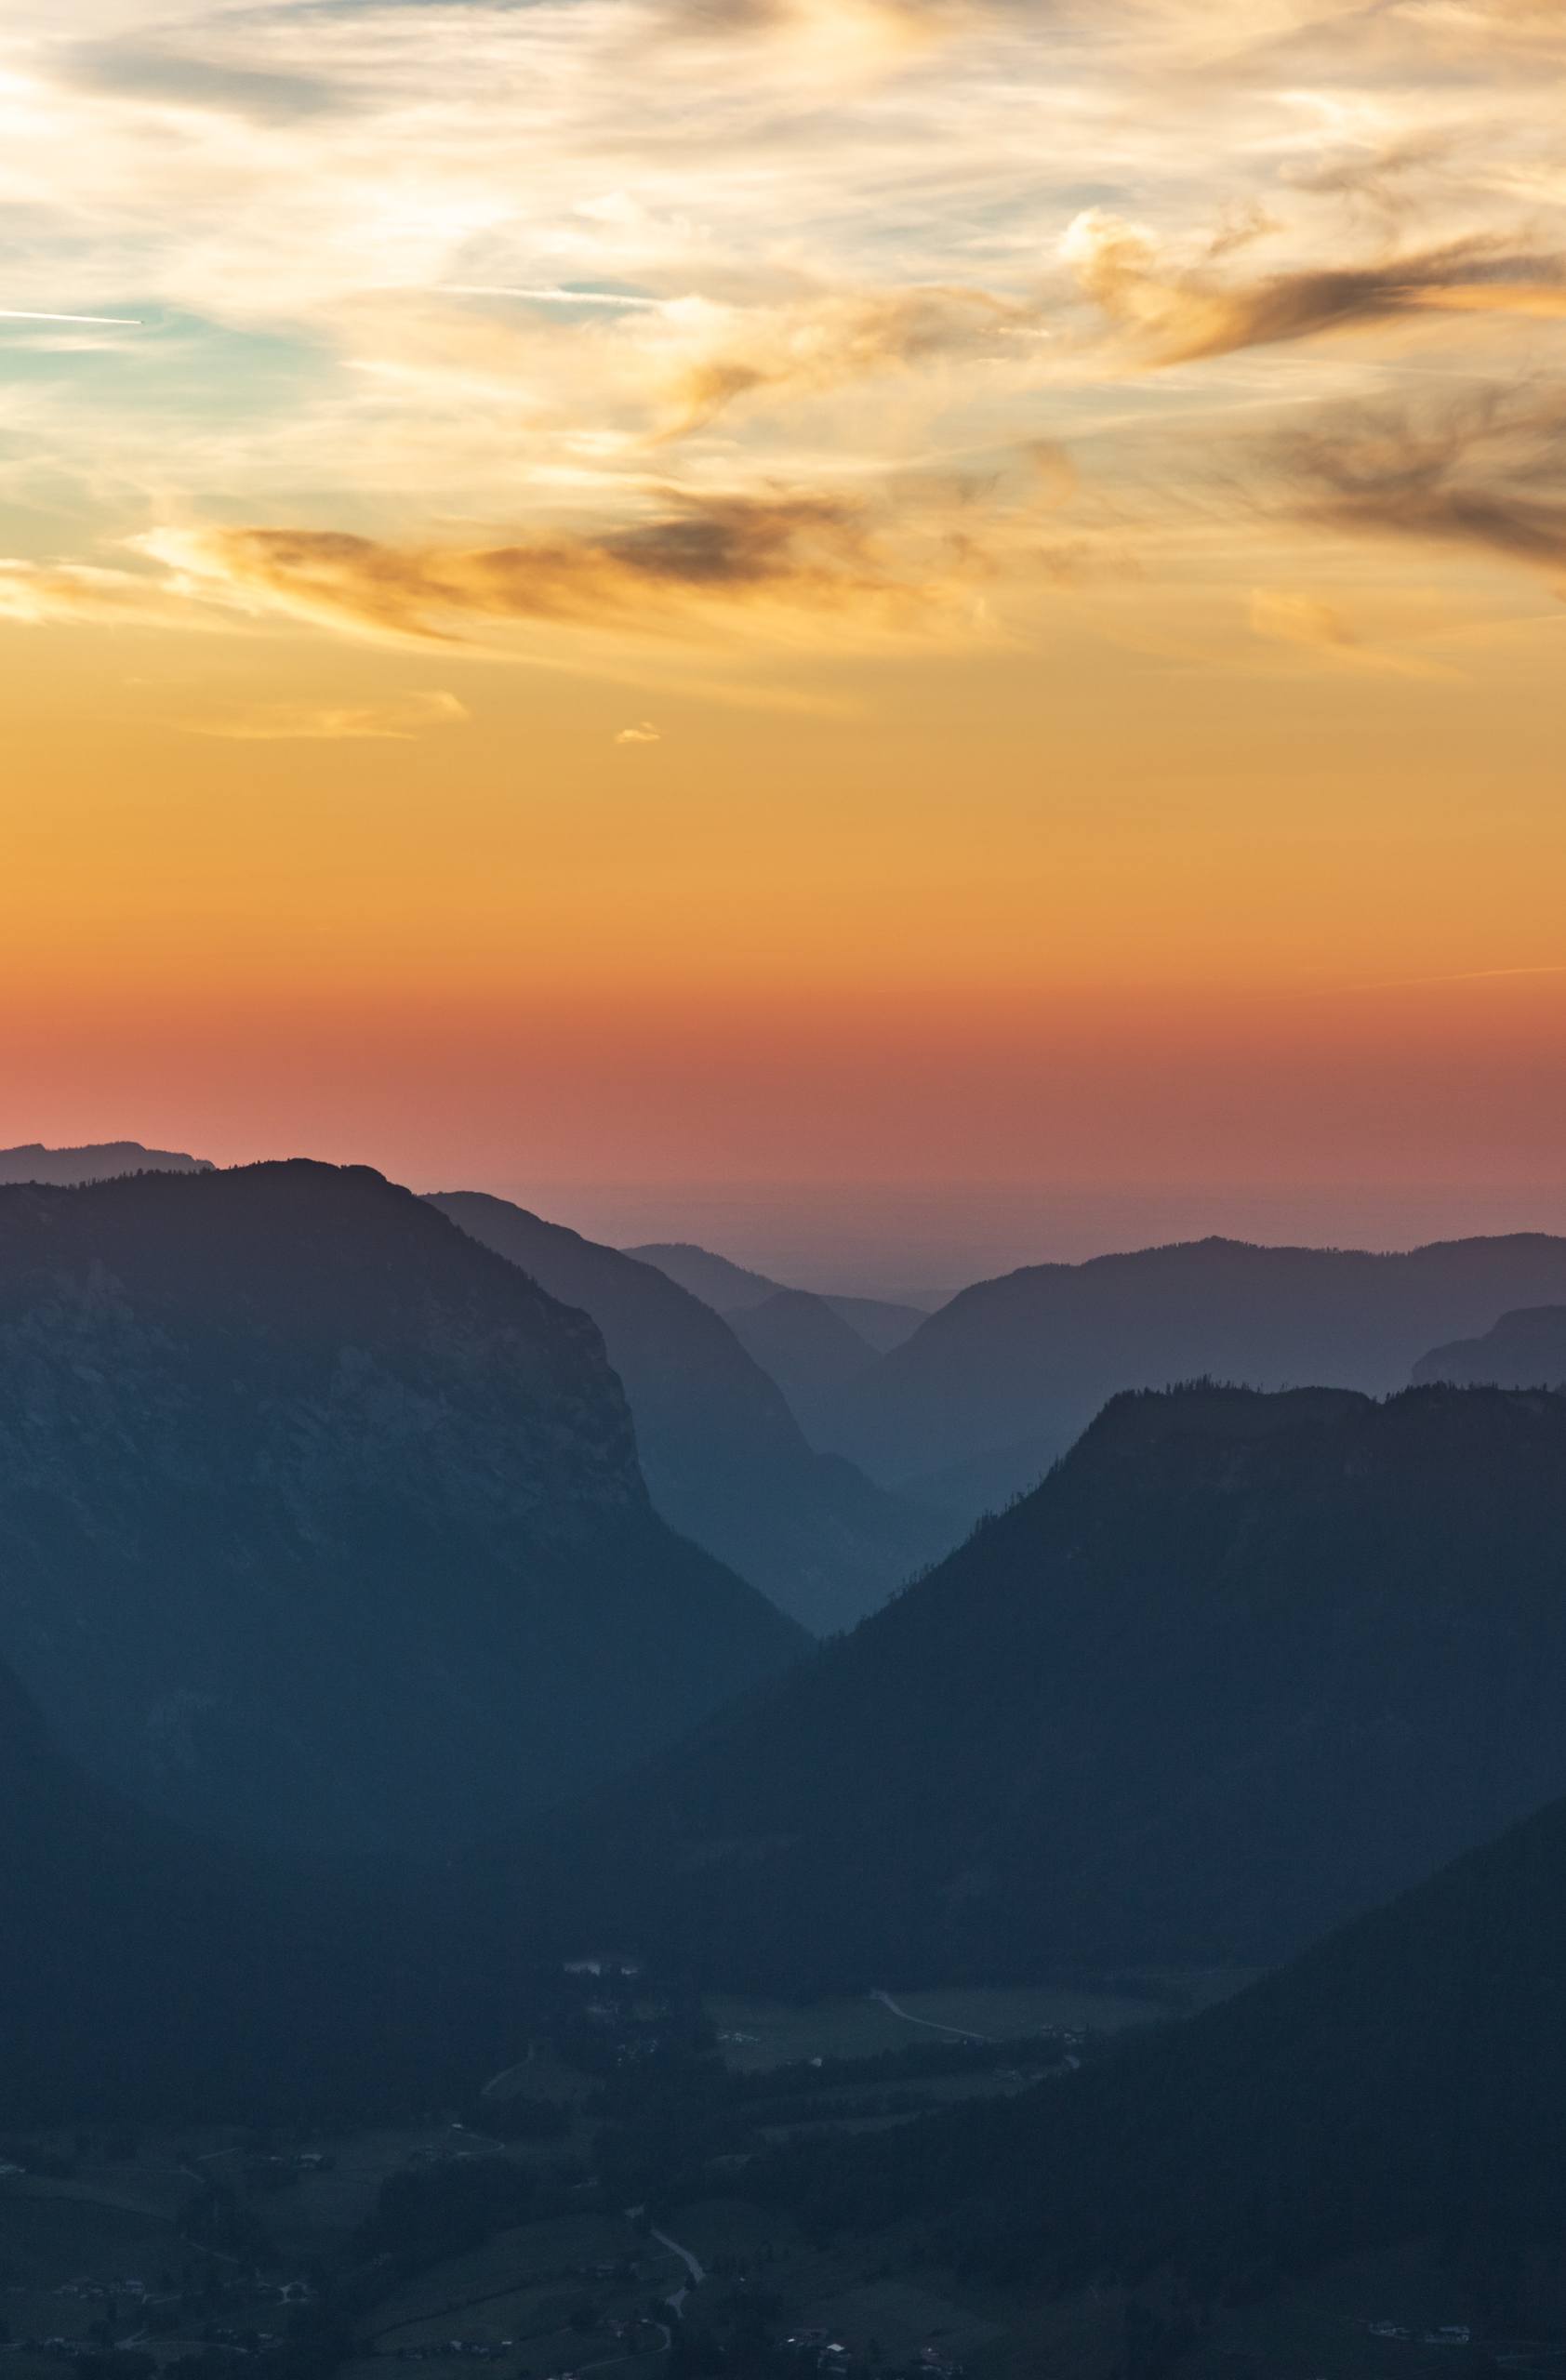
[
  {"left": 869, "top": 1990, "right": 993, "bottom": 2043},
  {"left": 648, "top": 2226, "right": 707, "bottom": 2315}
]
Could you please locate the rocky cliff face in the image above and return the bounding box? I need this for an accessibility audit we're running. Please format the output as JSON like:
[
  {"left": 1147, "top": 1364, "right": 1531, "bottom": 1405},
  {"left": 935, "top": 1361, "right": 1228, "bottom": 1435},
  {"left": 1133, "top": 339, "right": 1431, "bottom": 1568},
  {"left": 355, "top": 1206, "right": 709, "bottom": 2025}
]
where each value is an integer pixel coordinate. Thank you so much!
[
  {"left": 429, "top": 1191, "right": 947, "bottom": 1632},
  {"left": 0, "top": 1161, "right": 802, "bottom": 1859}
]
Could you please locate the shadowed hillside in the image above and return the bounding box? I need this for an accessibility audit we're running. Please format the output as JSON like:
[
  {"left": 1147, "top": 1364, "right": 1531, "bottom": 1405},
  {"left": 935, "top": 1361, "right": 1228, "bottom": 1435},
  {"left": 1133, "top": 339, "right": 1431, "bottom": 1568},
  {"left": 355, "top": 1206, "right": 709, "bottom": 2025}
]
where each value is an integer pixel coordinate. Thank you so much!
[
  {"left": 629, "top": 1239, "right": 927, "bottom": 1351},
  {"left": 1414, "top": 1304, "right": 1566, "bottom": 1389},
  {"left": 430, "top": 1192, "right": 946, "bottom": 1632},
  {"left": 0, "top": 1162, "right": 802, "bottom": 1859},
  {"left": 505, "top": 1383, "right": 1566, "bottom": 1990},
  {"left": 724, "top": 1287, "right": 881, "bottom": 1444},
  {"left": 0, "top": 1655, "right": 531, "bottom": 2125},
  {"left": 827, "top": 1234, "right": 1566, "bottom": 1515},
  {"left": 757, "top": 1783, "right": 1566, "bottom": 2316}
]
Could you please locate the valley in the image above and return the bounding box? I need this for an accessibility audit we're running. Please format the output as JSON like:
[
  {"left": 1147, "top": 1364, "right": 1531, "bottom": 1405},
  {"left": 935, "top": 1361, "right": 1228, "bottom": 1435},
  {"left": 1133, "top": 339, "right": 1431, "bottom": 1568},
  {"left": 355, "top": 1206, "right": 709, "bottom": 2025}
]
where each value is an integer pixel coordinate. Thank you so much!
[
  {"left": 0, "top": 1971, "right": 1214, "bottom": 2380},
  {"left": 6, "top": 1159, "right": 1566, "bottom": 2380}
]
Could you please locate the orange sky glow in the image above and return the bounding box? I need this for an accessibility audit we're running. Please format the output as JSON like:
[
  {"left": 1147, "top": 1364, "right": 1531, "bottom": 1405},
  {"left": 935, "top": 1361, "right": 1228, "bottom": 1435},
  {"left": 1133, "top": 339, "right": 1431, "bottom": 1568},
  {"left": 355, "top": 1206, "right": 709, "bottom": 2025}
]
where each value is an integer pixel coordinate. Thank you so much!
[{"left": 3, "top": 0, "right": 1564, "bottom": 1268}]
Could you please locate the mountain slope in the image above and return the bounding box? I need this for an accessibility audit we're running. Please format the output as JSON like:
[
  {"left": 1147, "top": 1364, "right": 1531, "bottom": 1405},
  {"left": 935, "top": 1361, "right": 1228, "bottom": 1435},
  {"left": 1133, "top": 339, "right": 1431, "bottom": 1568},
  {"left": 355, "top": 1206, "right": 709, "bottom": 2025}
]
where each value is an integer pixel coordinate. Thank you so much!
[
  {"left": 762, "top": 1784, "right": 1566, "bottom": 2307},
  {"left": 1413, "top": 1303, "right": 1566, "bottom": 1388},
  {"left": 830, "top": 1233, "right": 1566, "bottom": 1514},
  {"left": 627, "top": 1240, "right": 783, "bottom": 1311},
  {"left": 628, "top": 1240, "right": 927, "bottom": 1351},
  {"left": 429, "top": 1193, "right": 946, "bottom": 1632},
  {"left": 724, "top": 1288, "right": 878, "bottom": 1443},
  {"left": 513, "top": 1384, "right": 1566, "bottom": 1990},
  {"left": 0, "top": 1651, "right": 531, "bottom": 2124},
  {"left": 0, "top": 1161, "right": 802, "bottom": 1859},
  {"left": 0, "top": 1140, "right": 212, "bottom": 1183}
]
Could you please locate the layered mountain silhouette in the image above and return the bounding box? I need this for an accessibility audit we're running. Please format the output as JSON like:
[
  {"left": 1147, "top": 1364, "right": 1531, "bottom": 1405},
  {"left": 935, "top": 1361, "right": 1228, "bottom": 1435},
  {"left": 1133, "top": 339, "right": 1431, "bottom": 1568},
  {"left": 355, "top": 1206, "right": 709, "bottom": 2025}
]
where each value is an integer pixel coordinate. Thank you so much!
[
  {"left": 724, "top": 1287, "right": 880, "bottom": 1445},
  {"left": 512, "top": 1383, "right": 1566, "bottom": 1990},
  {"left": 0, "top": 1161, "right": 802, "bottom": 1860},
  {"left": 767, "top": 1784, "right": 1566, "bottom": 2310},
  {"left": 0, "top": 1139, "right": 213, "bottom": 1183},
  {"left": 1414, "top": 1303, "right": 1566, "bottom": 1389},
  {"left": 826, "top": 1233, "right": 1566, "bottom": 1516},
  {"left": 429, "top": 1193, "right": 946, "bottom": 1632},
  {"left": 628, "top": 1239, "right": 927, "bottom": 1351}
]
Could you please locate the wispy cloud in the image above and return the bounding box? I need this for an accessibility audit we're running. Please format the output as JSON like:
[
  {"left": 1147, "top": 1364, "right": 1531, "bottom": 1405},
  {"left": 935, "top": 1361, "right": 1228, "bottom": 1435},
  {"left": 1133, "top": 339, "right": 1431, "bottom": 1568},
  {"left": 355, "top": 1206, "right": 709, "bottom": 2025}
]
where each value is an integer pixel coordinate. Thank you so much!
[
  {"left": 132, "top": 487, "right": 982, "bottom": 648},
  {"left": 1278, "top": 390, "right": 1566, "bottom": 582},
  {"left": 659, "top": 283, "right": 1043, "bottom": 431},
  {"left": 57, "top": 39, "right": 350, "bottom": 124},
  {"left": 2, "top": 0, "right": 1564, "bottom": 681},
  {"left": 1064, "top": 212, "right": 1566, "bottom": 366},
  {"left": 179, "top": 691, "right": 470, "bottom": 740},
  {"left": 1248, "top": 586, "right": 1458, "bottom": 677}
]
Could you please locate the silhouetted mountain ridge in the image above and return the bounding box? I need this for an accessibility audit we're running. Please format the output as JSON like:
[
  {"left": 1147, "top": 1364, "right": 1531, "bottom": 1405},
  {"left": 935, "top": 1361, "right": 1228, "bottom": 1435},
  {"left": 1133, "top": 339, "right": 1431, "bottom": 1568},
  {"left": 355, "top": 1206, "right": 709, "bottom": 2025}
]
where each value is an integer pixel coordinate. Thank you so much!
[
  {"left": 827, "top": 1232, "right": 1566, "bottom": 1515},
  {"left": 0, "top": 1161, "right": 802, "bottom": 1860},
  {"left": 1414, "top": 1303, "right": 1566, "bottom": 1388},
  {"left": 0, "top": 1140, "right": 213, "bottom": 1183},
  {"left": 507, "top": 1382, "right": 1566, "bottom": 1990},
  {"left": 628, "top": 1240, "right": 927, "bottom": 1350},
  {"left": 724, "top": 1287, "right": 880, "bottom": 1445},
  {"left": 429, "top": 1192, "right": 946, "bottom": 1631}
]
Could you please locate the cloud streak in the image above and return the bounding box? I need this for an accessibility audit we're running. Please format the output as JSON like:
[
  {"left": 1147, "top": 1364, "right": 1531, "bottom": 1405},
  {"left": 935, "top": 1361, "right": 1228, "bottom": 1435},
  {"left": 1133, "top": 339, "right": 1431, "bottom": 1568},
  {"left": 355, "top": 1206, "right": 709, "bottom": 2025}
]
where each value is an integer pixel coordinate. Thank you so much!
[
  {"left": 134, "top": 488, "right": 976, "bottom": 648},
  {"left": 660, "top": 284, "right": 1043, "bottom": 430},
  {"left": 1279, "top": 391, "right": 1566, "bottom": 583},
  {"left": 1065, "top": 213, "right": 1566, "bottom": 365},
  {"left": 179, "top": 691, "right": 470, "bottom": 740}
]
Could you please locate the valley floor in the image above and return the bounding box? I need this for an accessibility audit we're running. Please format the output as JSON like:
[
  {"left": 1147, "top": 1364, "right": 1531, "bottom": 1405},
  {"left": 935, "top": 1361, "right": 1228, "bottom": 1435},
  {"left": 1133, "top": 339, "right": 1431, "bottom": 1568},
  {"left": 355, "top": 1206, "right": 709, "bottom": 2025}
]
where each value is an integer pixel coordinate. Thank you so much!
[{"left": 8, "top": 1961, "right": 1545, "bottom": 2380}]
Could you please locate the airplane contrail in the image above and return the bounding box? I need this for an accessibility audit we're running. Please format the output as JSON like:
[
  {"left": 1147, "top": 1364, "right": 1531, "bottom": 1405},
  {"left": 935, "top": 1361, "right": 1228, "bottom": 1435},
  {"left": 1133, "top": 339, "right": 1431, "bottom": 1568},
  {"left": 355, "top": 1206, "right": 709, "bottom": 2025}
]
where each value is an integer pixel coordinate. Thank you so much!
[
  {"left": 446, "top": 284, "right": 663, "bottom": 310},
  {"left": 0, "top": 309, "right": 143, "bottom": 326}
]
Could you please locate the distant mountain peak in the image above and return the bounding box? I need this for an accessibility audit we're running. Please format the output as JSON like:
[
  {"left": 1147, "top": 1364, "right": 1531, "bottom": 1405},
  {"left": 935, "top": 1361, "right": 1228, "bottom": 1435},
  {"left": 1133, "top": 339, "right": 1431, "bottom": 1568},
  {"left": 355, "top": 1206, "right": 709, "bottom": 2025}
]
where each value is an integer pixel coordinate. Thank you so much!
[
  {"left": 1414, "top": 1302, "right": 1566, "bottom": 1389},
  {"left": 0, "top": 1139, "right": 214, "bottom": 1184},
  {"left": 430, "top": 1190, "right": 949, "bottom": 1632},
  {"left": 0, "top": 1160, "right": 801, "bottom": 1858}
]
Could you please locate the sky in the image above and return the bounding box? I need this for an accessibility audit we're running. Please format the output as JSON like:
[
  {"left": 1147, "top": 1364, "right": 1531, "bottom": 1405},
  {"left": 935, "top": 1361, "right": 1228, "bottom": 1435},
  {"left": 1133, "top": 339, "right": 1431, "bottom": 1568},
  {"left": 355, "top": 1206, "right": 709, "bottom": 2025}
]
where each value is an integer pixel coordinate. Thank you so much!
[{"left": 3, "top": 0, "right": 1566, "bottom": 1276}]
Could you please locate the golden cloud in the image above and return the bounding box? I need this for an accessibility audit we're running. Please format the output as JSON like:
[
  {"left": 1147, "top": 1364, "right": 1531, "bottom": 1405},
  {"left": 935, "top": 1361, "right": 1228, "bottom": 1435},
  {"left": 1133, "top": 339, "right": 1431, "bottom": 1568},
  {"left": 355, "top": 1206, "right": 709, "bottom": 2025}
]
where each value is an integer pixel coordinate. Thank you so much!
[
  {"left": 1279, "top": 390, "right": 1566, "bottom": 583},
  {"left": 1065, "top": 212, "right": 1566, "bottom": 365},
  {"left": 0, "top": 557, "right": 219, "bottom": 629},
  {"left": 663, "top": 284, "right": 1042, "bottom": 430},
  {"left": 135, "top": 488, "right": 976, "bottom": 649}
]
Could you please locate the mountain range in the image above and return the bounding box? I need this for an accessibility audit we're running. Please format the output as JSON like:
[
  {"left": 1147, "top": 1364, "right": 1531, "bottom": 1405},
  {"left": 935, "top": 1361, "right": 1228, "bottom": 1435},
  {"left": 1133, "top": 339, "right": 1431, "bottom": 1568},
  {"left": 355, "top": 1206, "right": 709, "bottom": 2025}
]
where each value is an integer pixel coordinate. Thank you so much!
[
  {"left": 723, "top": 1288, "right": 886, "bottom": 1445},
  {"left": 626, "top": 1240, "right": 929, "bottom": 1352},
  {"left": 821, "top": 1233, "right": 1566, "bottom": 1517},
  {"left": 510, "top": 1382, "right": 1566, "bottom": 1990},
  {"left": 0, "top": 1140, "right": 214, "bottom": 1184},
  {"left": 0, "top": 1161, "right": 801, "bottom": 1860},
  {"left": 1413, "top": 1303, "right": 1566, "bottom": 1389},
  {"left": 429, "top": 1192, "right": 946, "bottom": 1631}
]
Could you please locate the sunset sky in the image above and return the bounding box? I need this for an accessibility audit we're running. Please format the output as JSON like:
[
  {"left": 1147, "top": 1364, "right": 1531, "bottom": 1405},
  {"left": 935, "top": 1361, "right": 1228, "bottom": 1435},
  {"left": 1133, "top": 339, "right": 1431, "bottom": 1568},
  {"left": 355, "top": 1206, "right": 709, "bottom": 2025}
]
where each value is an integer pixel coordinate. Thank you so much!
[{"left": 4, "top": 0, "right": 1565, "bottom": 1276}]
